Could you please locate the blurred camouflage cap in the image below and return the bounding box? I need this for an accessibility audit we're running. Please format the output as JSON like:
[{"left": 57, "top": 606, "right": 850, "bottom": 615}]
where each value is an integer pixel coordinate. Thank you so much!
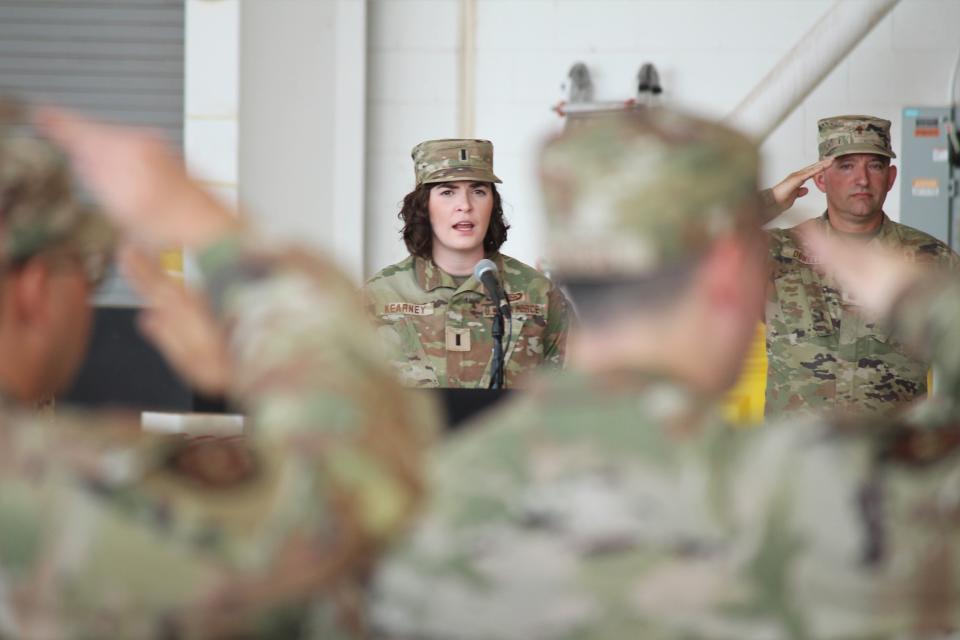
[
  {"left": 817, "top": 115, "right": 896, "bottom": 160},
  {"left": 0, "top": 100, "right": 116, "bottom": 267},
  {"left": 411, "top": 138, "right": 502, "bottom": 186},
  {"left": 539, "top": 109, "right": 760, "bottom": 279}
]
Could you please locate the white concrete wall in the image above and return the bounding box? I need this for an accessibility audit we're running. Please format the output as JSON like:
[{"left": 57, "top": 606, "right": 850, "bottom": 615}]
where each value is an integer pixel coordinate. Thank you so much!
[
  {"left": 365, "top": 0, "right": 960, "bottom": 277},
  {"left": 365, "top": 0, "right": 461, "bottom": 276},
  {"left": 238, "top": 0, "right": 368, "bottom": 283},
  {"left": 176, "top": 0, "right": 239, "bottom": 290},
  {"left": 184, "top": 0, "right": 239, "bottom": 208},
  {"left": 239, "top": 1, "right": 337, "bottom": 253},
  {"left": 185, "top": 1, "right": 367, "bottom": 283}
]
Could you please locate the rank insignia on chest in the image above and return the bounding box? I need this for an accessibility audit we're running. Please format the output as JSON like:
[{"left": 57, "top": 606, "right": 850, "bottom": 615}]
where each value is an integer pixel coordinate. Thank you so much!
[{"left": 445, "top": 326, "right": 471, "bottom": 351}]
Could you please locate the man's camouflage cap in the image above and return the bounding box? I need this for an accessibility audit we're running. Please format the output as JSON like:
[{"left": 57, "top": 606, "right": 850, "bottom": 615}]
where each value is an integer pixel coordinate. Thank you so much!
[
  {"left": 538, "top": 108, "right": 760, "bottom": 279},
  {"left": 817, "top": 115, "right": 896, "bottom": 160},
  {"left": 411, "top": 138, "right": 502, "bottom": 186},
  {"left": 0, "top": 100, "right": 116, "bottom": 267}
]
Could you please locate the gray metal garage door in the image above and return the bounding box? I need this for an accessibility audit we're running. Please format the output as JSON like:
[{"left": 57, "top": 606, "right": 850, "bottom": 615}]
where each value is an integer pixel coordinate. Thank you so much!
[{"left": 0, "top": 0, "right": 184, "bottom": 143}]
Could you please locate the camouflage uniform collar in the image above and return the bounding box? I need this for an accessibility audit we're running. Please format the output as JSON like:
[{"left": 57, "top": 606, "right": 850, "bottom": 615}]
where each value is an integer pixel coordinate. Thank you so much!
[
  {"left": 414, "top": 253, "right": 503, "bottom": 296},
  {"left": 790, "top": 212, "right": 891, "bottom": 266},
  {"left": 820, "top": 211, "right": 889, "bottom": 242},
  {"left": 871, "top": 213, "right": 901, "bottom": 245}
]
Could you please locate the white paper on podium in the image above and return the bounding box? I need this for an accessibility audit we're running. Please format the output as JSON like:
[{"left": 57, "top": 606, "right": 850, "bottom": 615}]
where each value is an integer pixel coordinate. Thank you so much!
[{"left": 141, "top": 412, "right": 244, "bottom": 435}]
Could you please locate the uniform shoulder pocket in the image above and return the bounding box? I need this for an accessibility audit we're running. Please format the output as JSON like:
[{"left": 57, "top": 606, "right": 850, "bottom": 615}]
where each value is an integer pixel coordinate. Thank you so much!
[{"left": 768, "top": 261, "right": 836, "bottom": 342}]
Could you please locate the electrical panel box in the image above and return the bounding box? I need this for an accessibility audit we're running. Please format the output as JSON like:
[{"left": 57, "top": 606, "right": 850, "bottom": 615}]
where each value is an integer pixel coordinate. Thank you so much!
[{"left": 899, "top": 106, "right": 956, "bottom": 248}]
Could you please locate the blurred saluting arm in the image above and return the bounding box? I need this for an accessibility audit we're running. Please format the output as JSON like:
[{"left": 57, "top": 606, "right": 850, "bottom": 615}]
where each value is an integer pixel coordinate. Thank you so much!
[
  {"left": 806, "top": 229, "right": 960, "bottom": 426},
  {"left": 34, "top": 109, "right": 435, "bottom": 635}
]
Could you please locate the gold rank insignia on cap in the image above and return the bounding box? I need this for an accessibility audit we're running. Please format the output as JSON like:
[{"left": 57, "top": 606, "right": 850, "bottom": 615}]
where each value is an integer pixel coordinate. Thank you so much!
[{"left": 411, "top": 138, "right": 502, "bottom": 186}]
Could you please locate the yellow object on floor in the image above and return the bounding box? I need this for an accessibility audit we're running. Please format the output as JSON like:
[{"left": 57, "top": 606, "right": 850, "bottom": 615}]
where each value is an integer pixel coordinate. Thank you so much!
[
  {"left": 723, "top": 324, "right": 767, "bottom": 426},
  {"left": 723, "top": 326, "right": 934, "bottom": 426},
  {"left": 160, "top": 248, "right": 184, "bottom": 282}
]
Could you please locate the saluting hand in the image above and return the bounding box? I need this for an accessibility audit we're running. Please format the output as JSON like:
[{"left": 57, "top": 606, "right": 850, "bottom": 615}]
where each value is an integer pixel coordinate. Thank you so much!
[
  {"left": 121, "top": 244, "right": 232, "bottom": 396},
  {"left": 769, "top": 157, "right": 834, "bottom": 214},
  {"left": 35, "top": 107, "right": 242, "bottom": 250}
]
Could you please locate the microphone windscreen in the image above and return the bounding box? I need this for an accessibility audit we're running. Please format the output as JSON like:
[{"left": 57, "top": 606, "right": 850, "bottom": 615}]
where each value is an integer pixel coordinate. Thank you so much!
[{"left": 473, "top": 258, "right": 497, "bottom": 280}]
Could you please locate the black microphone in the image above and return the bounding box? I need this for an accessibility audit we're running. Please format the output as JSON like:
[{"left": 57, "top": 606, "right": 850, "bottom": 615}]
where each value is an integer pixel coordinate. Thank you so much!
[{"left": 474, "top": 259, "right": 511, "bottom": 319}]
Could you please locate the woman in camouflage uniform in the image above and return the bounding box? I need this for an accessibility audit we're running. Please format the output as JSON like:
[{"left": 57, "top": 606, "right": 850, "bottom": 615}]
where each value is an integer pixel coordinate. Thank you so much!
[{"left": 363, "top": 138, "right": 570, "bottom": 388}]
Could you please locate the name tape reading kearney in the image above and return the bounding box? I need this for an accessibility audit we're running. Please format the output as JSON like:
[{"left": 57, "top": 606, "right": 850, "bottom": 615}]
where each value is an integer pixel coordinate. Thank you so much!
[{"left": 383, "top": 302, "right": 434, "bottom": 316}]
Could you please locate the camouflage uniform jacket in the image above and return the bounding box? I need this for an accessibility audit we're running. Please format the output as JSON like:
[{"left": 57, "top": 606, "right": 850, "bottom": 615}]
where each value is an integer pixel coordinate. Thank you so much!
[
  {"left": 362, "top": 253, "right": 570, "bottom": 388},
  {"left": 0, "top": 235, "right": 436, "bottom": 639},
  {"left": 371, "top": 278, "right": 960, "bottom": 639},
  {"left": 766, "top": 212, "right": 958, "bottom": 418}
]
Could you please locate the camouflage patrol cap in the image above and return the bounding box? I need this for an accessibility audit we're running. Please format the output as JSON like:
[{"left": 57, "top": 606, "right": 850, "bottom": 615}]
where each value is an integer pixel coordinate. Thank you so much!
[
  {"left": 0, "top": 121, "right": 116, "bottom": 268},
  {"left": 411, "top": 138, "right": 502, "bottom": 186},
  {"left": 539, "top": 109, "right": 760, "bottom": 279},
  {"left": 817, "top": 115, "right": 896, "bottom": 160}
]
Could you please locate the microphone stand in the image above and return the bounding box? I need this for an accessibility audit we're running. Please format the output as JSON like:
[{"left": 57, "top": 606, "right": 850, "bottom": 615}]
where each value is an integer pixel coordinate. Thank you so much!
[{"left": 489, "top": 308, "right": 505, "bottom": 389}]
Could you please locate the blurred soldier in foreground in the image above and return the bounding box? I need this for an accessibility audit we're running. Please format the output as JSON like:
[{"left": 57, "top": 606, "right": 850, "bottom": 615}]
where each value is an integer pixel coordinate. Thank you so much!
[
  {"left": 0, "top": 105, "right": 434, "bottom": 638},
  {"left": 0, "top": 120, "right": 114, "bottom": 407},
  {"left": 371, "top": 109, "right": 960, "bottom": 638},
  {"left": 762, "top": 115, "right": 958, "bottom": 418}
]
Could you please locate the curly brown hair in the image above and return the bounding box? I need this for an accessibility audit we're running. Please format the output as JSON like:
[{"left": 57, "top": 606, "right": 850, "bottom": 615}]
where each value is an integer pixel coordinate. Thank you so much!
[{"left": 398, "top": 182, "right": 510, "bottom": 259}]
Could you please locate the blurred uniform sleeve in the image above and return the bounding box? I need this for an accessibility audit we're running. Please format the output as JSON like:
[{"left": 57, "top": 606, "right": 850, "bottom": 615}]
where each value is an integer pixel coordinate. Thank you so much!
[
  {"left": 541, "top": 284, "right": 571, "bottom": 368},
  {"left": 887, "top": 274, "right": 960, "bottom": 428},
  {"left": 198, "top": 233, "right": 436, "bottom": 541},
  {"left": 756, "top": 276, "right": 960, "bottom": 635},
  {"left": 0, "top": 233, "right": 438, "bottom": 639},
  {"left": 757, "top": 187, "right": 781, "bottom": 224}
]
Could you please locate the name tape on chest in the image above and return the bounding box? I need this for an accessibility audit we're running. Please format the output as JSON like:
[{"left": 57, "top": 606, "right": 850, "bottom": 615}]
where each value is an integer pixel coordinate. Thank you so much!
[
  {"left": 791, "top": 249, "right": 821, "bottom": 265},
  {"left": 382, "top": 302, "right": 434, "bottom": 316},
  {"left": 478, "top": 303, "right": 546, "bottom": 318}
]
